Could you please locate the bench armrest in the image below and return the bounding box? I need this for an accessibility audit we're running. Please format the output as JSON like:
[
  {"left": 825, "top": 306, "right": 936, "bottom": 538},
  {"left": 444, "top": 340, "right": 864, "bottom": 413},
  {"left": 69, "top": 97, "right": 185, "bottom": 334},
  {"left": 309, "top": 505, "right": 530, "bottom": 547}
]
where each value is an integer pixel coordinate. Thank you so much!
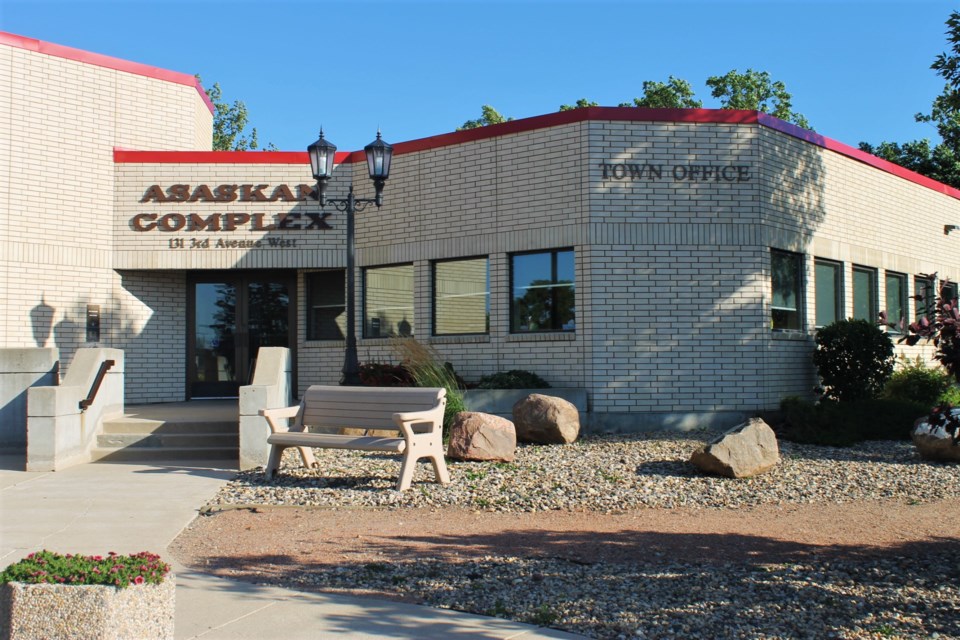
[
  {"left": 259, "top": 405, "right": 301, "bottom": 434},
  {"left": 393, "top": 407, "right": 444, "bottom": 439}
]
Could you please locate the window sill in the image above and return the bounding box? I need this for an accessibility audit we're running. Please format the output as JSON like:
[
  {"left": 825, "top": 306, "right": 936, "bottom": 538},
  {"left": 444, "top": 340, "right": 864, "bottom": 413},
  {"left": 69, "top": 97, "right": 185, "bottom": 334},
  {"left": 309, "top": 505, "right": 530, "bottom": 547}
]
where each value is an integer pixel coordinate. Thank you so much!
[
  {"left": 506, "top": 332, "right": 576, "bottom": 342},
  {"left": 770, "top": 330, "right": 809, "bottom": 341},
  {"left": 428, "top": 335, "right": 491, "bottom": 345},
  {"left": 303, "top": 339, "right": 346, "bottom": 348}
]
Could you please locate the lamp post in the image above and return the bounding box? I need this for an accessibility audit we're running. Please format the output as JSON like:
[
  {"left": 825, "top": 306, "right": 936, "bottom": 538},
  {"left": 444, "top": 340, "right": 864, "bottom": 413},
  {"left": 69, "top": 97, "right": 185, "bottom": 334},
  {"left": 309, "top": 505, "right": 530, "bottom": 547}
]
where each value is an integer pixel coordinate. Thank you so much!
[{"left": 308, "top": 129, "right": 393, "bottom": 386}]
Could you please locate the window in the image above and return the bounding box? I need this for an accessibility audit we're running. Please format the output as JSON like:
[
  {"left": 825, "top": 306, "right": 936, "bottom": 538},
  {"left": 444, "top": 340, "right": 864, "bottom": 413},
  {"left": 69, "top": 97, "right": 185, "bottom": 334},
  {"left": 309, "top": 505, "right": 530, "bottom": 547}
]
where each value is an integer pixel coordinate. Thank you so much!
[
  {"left": 306, "top": 270, "right": 345, "bottom": 340},
  {"left": 852, "top": 266, "right": 877, "bottom": 322},
  {"left": 511, "top": 249, "right": 575, "bottom": 333},
  {"left": 771, "top": 249, "right": 802, "bottom": 330},
  {"left": 944, "top": 281, "right": 959, "bottom": 303},
  {"left": 363, "top": 264, "right": 414, "bottom": 338},
  {"left": 433, "top": 257, "right": 489, "bottom": 335},
  {"left": 914, "top": 275, "right": 936, "bottom": 322},
  {"left": 884, "top": 272, "right": 907, "bottom": 333},
  {"left": 814, "top": 259, "right": 842, "bottom": 328}
]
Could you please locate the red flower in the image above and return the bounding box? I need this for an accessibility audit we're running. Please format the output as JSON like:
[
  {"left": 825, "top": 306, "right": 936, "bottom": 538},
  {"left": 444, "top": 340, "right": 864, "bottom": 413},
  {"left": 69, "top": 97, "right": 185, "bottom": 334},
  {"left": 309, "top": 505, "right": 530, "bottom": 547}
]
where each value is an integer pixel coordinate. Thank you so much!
[{"left": 133, "top": 576, "right": 145, "bottom": 585}]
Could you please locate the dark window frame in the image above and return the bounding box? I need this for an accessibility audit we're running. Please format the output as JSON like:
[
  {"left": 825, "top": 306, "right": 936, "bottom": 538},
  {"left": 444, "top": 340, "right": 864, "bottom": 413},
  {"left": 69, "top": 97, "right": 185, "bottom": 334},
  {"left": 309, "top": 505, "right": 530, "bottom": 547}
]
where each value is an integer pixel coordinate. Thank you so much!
[
  {"left": 362, "top": 262, "right": 415, "bottom": 339},
  {"left": 509, "top": 248, "right": 575, "bottom": 334},
  {"left": 770, "top": 249, "right": 803, "bottom": 331},
  {"left": 914, "top": 275, "right": 936, "bottom": 323},
  {"left": 305, "top": 269, "right": 345, "bottom": 341},
  {"left": 431, "top": 256, "right": 490, "bottom": 337},
  {"left": 884, "top": 271, "right": 907, "bottom": 334},
  {"left": 852, "top": 265, "right": 878, "bottom": 323},
  {"left": 814, "top": 258, "right": 842, "bottom": 328}
]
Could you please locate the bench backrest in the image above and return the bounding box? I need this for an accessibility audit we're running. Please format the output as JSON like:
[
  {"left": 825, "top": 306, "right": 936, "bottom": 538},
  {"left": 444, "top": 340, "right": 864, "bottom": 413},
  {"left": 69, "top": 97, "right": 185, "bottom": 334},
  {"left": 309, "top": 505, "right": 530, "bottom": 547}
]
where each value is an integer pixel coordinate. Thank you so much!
[{"left": 298, "top": 385, "right": 446, "bottom": 431}]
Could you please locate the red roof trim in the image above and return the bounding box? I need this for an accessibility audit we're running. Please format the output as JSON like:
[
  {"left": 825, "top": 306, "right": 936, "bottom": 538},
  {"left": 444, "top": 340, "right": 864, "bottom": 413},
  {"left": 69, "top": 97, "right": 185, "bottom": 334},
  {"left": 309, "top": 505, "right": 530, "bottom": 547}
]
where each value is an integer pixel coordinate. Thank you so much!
[
  {"left": 0, "top": 31, "right": 214, "bottom": 115},
  {"left": 113, "top": 149, "right": 352, "bottom": 164},
  {"left": 758, "top": 113, "right": 960, "bottom": 199}
]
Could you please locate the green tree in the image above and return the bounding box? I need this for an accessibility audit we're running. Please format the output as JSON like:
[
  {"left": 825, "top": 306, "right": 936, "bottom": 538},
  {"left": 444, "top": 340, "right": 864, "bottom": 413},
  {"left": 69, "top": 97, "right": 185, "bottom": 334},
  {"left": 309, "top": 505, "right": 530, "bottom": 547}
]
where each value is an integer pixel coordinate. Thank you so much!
[
  {"left": 200, "top": 79, "right": 275, "bottom": 151},
  {"left": 458, "top": 105, "right": 512, "bottom": 130},
  {"left": 559, "top": 98, "right": 599, "bottom": 111},
  {"left": 705, "top": 68, "right": 810, "bottom": 128},
  {"left": 619, "top": 76, "right": 703, "bottom": 109}
]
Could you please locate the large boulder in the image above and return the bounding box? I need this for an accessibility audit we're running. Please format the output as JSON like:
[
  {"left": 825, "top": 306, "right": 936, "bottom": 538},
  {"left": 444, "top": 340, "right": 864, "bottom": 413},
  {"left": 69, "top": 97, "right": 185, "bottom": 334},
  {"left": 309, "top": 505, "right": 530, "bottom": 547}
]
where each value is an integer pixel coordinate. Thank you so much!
[
  {"left": 912, "top": 410, "right": 960, "bottom": 462},
  {"left": 511, "top": 394, "right": 580, "bottom": 444},
  {"left": 689, "top": 418, "right": 780, "bottom": 478},
  {"left": 446, "top": 412, "right": 517, "bottom": 462}
]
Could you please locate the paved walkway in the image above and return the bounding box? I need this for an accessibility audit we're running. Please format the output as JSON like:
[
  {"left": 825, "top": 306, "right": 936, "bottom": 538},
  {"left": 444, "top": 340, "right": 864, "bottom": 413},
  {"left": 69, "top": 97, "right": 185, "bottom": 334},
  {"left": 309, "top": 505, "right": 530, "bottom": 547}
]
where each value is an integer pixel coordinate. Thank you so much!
[{"left": 0, "top": 455, "right": 581, "bottom": 639}]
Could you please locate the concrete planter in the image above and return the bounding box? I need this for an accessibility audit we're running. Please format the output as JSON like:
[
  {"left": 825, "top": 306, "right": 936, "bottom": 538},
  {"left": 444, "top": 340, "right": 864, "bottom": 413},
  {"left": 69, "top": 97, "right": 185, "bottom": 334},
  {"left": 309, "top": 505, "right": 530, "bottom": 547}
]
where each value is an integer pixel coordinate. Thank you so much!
[{"left": 0, "top": 575, "right": 175, "bottom": 640}]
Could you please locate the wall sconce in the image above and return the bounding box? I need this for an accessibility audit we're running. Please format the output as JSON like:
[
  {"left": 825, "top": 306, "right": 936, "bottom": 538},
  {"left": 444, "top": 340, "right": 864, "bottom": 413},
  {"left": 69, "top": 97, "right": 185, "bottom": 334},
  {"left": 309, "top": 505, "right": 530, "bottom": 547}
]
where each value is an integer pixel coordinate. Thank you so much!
[{"left": 946, "top": 225, "right": 959, "bottom": 235}]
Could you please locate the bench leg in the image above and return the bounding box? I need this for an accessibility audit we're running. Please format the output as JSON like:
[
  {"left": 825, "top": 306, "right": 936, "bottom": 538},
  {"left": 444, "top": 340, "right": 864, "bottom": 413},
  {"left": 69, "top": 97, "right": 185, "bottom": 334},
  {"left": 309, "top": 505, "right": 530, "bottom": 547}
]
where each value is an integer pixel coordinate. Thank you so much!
[
  {"left": 265, "top": 445, "right": 285, "bottom": 479},
  {"left": 430, "top": 452, "right": 451, "bottom": 485},
  {"left": 296, "top": 446, "right": 318, "bottom": 469},
  {"left": 396, "top": 453, "right": 416, "bottom": 492}
]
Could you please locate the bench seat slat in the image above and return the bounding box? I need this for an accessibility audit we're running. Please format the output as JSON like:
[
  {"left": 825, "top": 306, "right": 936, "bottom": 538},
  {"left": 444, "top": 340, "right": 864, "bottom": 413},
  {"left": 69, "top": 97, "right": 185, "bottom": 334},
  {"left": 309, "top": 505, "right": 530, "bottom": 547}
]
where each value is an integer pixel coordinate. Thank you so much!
[{"left": 268, "top": 433, "right": 406, "bottom": 453}]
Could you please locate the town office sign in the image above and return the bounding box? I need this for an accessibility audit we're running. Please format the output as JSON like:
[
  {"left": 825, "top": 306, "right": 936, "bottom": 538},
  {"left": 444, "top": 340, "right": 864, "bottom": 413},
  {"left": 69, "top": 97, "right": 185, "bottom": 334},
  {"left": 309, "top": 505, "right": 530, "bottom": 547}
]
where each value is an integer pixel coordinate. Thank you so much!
[
  {"left": 131, "top": 183, "right": 330, "bottom": 233},
  {"left": 599, "top": 162, "right": 751, "bottom": 182}
]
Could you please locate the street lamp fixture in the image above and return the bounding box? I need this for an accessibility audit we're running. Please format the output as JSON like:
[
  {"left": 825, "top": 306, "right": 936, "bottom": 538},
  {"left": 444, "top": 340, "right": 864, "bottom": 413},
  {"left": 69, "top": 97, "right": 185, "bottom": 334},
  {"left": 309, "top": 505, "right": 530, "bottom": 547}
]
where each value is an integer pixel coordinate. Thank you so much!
[{"left": 308, "top": 129, "right": 394, "bottom": 386}]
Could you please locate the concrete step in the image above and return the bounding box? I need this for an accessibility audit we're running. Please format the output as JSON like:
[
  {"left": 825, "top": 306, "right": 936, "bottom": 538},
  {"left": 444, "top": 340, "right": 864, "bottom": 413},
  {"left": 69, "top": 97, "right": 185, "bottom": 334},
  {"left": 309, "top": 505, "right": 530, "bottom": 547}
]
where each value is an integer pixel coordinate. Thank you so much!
[
  {"left": 100, "top": 419, "right": 237, "bottom": 435},
  {"left": 97, "top": 433, "right": 238, "bottom": 449},
  {"left": 90, "top": 446, "right": 237, "bottom": 462}
]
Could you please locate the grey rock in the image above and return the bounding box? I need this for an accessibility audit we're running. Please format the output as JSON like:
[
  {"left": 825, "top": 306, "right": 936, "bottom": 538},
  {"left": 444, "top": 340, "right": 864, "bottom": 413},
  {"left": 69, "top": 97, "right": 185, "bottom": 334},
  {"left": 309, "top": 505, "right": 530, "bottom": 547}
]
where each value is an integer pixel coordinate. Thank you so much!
[
  {"left": 446, "top": 412, "right": 517, "bottom": 462},
  {"left": 511, "top": 394, "right": 580, "bottom": 444},
  {"left": 912, "top": 410, "right": 960, "bottom": 462},
  {"left": 689, "top": 418, "right": 780, "bottom": 478}
]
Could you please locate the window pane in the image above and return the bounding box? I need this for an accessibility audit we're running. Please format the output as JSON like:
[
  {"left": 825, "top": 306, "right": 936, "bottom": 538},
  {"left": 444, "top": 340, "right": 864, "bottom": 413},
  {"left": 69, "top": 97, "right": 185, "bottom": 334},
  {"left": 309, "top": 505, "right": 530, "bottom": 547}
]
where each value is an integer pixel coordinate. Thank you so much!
[
  {"left": 852, "top": 267, "right": 876, "bottom": 322},
  {"left": 885, "top": 273, "right": 905, "bottom": 333},
  {"left": 915, "top": 276, "right": 935, "bottom": 322},
  {"left": 306, "top": 270, "right": 345, "bottom": 340},
  {"left": 364, "top": 264, "right": 414, "bottom": 338},
  {"left": 511, "top": 249, "right": 575, "bottom": 332},
  {"left": 815, "top": 260, "right": 840, "bottom": 328},
  {"left": 434, "top": 258, "right": 489, "bottom": 335},
  {"left": 771, "top": 250, "right": 801, "bottom": 330},
  {"left": 944, "top": 282, "right": 959, "bottom": 302}
]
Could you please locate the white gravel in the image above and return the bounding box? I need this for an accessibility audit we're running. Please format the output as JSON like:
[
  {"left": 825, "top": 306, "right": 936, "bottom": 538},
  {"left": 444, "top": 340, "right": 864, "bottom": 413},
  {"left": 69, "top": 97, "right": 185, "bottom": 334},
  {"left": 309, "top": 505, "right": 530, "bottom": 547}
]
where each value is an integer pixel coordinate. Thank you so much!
[{"left": 203, "top": 434, "right": 960, "bottom": 639}]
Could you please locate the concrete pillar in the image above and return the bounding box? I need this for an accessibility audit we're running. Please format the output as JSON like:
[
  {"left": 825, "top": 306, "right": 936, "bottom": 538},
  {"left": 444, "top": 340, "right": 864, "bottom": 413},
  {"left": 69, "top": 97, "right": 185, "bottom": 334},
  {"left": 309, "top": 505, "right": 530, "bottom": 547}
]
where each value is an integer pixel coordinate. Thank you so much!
[{"left": 0, "top": 349, "right": 59, "bottom": 452}]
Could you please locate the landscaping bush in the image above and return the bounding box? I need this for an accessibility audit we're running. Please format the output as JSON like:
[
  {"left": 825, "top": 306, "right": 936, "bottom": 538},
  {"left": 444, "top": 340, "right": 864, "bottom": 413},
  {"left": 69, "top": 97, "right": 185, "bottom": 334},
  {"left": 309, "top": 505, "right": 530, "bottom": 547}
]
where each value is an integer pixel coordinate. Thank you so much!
[
  {"left": 358, "top": 362, "right": 415, "bottom": 387},
  {"left": 881, "top": 356, "right": 952, "bottom": 407},
  {"left": 476, "top": 370, "right": 551, "bottom": 389},
  {"left": 940, "top": 384, "right": 960, "bottom": 405},
  {"left": 812, "top": 319, "right": 895, "bottom": 402},
  {"left": 777, "top": 396, "right": 929, "bottom": 446}
]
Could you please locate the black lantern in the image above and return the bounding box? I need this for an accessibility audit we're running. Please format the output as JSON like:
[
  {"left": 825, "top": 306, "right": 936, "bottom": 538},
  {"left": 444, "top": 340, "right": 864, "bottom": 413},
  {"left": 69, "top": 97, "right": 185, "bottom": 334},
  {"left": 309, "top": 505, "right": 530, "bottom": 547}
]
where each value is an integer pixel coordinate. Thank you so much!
[
  {"left": 364, "top": 131, "right": 393, "bottom": 206},
  {"left": 306, "top": 129, "right": 393, "bottom": 385},
  {"left": 307, "top": 129, "right": 337, "bottom": 205}
]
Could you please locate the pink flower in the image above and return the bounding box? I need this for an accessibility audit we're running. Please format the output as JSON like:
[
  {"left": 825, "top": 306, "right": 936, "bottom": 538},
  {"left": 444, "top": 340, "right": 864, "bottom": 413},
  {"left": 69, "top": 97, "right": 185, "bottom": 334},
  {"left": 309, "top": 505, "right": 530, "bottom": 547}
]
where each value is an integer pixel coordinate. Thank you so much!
[{"left": 133, "top": 576, "right": 144, "bottom": 585}]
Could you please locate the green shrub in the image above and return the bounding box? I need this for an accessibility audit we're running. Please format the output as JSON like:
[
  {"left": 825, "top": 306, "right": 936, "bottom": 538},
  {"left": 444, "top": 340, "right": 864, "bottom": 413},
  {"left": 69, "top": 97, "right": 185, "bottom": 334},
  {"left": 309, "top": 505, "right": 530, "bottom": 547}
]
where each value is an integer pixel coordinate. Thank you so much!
[
  {"left": 0, "top": 550, "right": 169, "bottom": 589},
  {"left": 476, "top": 370, "right": 551, "bottom": 389},
  {"left": 812, "top": 319, "right": 895, "bottom": 402},
  {"left": 778, "top": 396, "right": 928, "bottom": 445},
  {"left": 881, "top": 356, "right": 951, "bottom": 407},
  {"left": 939, "top": 385, "right": 960, "bottom": 405}
]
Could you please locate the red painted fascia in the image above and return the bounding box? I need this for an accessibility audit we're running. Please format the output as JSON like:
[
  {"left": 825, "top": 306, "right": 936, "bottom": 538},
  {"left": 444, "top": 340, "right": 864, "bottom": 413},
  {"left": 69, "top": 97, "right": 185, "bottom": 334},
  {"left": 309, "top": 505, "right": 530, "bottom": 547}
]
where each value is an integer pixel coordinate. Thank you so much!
[
  {"left": 0, "top": 31, "right": 214, "bottom": 114},
  {"left": 113, "top": 149, "right": 352, "bottom": 164}
]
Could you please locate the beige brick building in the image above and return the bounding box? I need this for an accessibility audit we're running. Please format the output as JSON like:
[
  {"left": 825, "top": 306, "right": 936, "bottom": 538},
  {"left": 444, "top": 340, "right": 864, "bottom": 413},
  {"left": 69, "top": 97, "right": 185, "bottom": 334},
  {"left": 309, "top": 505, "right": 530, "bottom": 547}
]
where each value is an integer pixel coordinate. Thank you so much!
[{"left": 4, "top": 31, "right": 960, "bottom": 433}]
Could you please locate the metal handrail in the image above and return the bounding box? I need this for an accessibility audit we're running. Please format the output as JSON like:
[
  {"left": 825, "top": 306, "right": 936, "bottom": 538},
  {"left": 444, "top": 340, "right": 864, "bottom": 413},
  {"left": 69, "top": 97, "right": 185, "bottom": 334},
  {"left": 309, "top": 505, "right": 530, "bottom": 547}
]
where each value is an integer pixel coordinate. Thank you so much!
[{"left": 79, "top": 359, "right": 115, "bottom": 410}]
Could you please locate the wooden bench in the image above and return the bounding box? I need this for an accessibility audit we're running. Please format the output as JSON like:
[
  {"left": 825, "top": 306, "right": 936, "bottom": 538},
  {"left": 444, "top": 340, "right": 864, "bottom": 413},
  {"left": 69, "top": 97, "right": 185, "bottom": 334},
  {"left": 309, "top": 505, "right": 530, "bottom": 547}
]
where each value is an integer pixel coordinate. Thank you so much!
[{"left": 259, "top": 385, "right": 451, "bottom": 491}]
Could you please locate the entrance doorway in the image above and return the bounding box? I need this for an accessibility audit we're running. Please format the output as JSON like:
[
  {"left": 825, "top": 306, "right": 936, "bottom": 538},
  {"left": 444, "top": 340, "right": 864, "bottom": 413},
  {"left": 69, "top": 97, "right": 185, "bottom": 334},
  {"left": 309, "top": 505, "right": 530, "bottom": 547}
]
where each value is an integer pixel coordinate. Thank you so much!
[{"left": 187, "top": 271, "right": 296, "bottom": 398}]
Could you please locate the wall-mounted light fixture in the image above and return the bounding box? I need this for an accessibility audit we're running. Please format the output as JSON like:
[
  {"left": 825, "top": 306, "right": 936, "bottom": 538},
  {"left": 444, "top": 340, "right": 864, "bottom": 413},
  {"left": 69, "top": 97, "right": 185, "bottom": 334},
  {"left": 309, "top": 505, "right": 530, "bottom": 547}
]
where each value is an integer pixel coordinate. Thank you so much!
[{"left": 946, "top": 224, "right": 959, "bottom": 235}]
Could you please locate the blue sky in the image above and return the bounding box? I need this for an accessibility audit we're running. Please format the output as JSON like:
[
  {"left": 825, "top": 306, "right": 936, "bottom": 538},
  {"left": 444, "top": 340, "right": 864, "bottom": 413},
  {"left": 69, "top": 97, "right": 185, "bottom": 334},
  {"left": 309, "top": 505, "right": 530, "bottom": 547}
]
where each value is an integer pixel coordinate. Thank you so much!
[{"left": 1, "top": 0, "right": 955, "bottom": 153}]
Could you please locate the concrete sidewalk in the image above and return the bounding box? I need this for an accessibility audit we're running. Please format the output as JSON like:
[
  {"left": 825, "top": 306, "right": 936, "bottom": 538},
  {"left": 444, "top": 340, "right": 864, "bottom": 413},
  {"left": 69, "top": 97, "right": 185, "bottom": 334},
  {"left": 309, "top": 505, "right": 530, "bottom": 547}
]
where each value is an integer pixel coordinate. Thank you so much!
[{"left": 0, "top": 455, "right": 581, "bottom": 639}]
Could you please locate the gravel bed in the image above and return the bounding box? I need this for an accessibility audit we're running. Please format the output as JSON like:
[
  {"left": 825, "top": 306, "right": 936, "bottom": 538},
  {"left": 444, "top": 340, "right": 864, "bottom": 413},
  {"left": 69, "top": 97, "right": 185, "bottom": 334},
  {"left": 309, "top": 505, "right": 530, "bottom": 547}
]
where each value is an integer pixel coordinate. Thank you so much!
[
  {"left": 210, "top": 433, "right": 960, "bottom": 511},
  {"left": 203, "top": 434, "right": 960, "bottom": 639}
]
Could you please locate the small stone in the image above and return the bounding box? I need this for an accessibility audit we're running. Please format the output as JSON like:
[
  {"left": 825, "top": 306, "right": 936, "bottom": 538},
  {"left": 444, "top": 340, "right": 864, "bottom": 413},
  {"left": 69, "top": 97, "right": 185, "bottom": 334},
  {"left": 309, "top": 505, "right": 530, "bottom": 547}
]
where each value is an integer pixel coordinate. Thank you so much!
[{"left": 446, "top": 412, "right": 517, "bottom": 462}]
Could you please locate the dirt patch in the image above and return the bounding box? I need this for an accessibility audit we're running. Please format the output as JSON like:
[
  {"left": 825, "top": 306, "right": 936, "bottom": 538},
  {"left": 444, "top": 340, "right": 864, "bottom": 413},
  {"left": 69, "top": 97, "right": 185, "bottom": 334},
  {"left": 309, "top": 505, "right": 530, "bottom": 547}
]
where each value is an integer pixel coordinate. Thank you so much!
[{"left": 171, "top": 499, "right": 960, "bottom": 575}]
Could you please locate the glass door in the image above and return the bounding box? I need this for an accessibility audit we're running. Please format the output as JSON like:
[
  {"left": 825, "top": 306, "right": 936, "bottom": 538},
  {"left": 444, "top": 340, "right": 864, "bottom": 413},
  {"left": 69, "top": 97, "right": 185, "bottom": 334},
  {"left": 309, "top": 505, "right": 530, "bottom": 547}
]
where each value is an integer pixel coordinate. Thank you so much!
[{"left": 188, "top": 272, "right": 295, "bottom": 398}]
